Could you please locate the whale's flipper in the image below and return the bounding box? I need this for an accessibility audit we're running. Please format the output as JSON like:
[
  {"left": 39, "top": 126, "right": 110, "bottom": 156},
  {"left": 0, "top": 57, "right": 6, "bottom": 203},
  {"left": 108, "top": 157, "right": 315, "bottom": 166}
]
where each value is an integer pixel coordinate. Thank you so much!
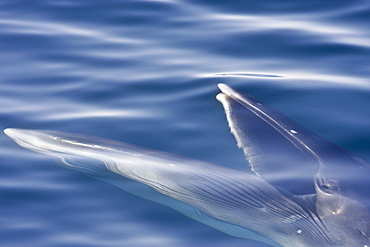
[{"left": 216, "top": 83, "right": 367, "bottom": 194}]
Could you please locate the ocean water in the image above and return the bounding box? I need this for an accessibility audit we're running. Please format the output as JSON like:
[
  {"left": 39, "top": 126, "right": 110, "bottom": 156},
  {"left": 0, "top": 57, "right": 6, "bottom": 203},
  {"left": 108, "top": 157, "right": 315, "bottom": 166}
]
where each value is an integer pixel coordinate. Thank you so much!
[{"left": 0, "top": 0, "right": 369, "bottom": 246}]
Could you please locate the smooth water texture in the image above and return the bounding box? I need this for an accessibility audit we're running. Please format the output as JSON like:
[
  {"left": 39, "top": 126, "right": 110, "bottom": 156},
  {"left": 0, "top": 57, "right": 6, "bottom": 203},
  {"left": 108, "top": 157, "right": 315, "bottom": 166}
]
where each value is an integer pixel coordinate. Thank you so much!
[{"left": 0, "top": 0, "right": 369, "bottom": 246}]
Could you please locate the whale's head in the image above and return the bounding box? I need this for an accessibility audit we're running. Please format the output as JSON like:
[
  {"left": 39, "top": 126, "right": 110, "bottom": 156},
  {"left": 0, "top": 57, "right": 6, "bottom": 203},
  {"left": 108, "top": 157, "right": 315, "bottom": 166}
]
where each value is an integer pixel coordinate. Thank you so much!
[
  {"left": 4, "top": 128, "right": 125, "bottom": 179},
  {"left": 4, "top": 128, "right": 119, "bottom": 157},
  {"left": 4, "top": 128, "right": 69, "bottom": 154}
]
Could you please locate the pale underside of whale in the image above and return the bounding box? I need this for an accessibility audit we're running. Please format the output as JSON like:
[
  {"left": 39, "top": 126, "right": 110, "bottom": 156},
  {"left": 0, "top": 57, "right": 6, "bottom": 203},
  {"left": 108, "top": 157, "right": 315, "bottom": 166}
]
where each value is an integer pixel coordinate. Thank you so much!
[{"left": 4, "top": 84, "right": 370, "bottom": 247}]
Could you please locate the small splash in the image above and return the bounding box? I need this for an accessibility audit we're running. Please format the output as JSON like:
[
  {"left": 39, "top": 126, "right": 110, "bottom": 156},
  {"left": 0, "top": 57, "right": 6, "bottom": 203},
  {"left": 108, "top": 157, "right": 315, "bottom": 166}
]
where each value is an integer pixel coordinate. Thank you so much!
[{"left": 214, "top": 72, "right": 284, "bottom": 78}]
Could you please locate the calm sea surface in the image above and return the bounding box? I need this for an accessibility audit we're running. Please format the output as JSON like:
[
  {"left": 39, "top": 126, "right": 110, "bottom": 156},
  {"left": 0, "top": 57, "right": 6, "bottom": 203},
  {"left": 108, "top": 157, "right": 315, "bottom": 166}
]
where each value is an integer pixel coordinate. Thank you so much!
[{"left": 1, "top": 1, "right": 369, "bottom": 246}]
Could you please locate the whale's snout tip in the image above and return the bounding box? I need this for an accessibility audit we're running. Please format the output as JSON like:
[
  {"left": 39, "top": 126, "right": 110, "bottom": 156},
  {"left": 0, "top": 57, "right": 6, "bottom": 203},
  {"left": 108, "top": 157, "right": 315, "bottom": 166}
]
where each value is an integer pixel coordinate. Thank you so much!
[
  {"left": 4, "top": 128, "right": 24, "bottom": 140},
  {"left": 4, "top": 128, "right": 14, "bottom": 137}
]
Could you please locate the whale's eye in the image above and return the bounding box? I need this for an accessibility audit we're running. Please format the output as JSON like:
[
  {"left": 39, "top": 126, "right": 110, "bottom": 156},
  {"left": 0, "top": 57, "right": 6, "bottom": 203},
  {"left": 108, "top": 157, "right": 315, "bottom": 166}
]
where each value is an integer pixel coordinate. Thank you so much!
[{"left": 316, "top": 176, "right": 340, "bottom": 194}]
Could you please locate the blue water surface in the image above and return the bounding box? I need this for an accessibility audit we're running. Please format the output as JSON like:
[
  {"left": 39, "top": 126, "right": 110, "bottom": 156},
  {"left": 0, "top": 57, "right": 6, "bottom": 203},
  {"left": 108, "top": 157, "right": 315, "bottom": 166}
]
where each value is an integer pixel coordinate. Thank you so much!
[{"left": 0, "top": 0, "right": 369, "bottom": 246}]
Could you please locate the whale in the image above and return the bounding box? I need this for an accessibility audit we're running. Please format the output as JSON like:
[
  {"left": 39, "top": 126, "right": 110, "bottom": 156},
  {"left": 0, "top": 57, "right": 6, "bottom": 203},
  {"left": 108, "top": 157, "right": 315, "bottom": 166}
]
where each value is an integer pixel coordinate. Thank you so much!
[{"left": 4, "top": 84, "right": 370, "bottom": 246}]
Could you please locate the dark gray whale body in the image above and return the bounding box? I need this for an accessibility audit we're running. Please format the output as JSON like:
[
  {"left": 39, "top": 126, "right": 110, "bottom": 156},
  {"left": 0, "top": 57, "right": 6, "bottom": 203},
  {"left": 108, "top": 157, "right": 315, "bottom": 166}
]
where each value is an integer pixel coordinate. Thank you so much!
[{"left": 4, "top": 84, "right": 370, "bottom": 246}]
